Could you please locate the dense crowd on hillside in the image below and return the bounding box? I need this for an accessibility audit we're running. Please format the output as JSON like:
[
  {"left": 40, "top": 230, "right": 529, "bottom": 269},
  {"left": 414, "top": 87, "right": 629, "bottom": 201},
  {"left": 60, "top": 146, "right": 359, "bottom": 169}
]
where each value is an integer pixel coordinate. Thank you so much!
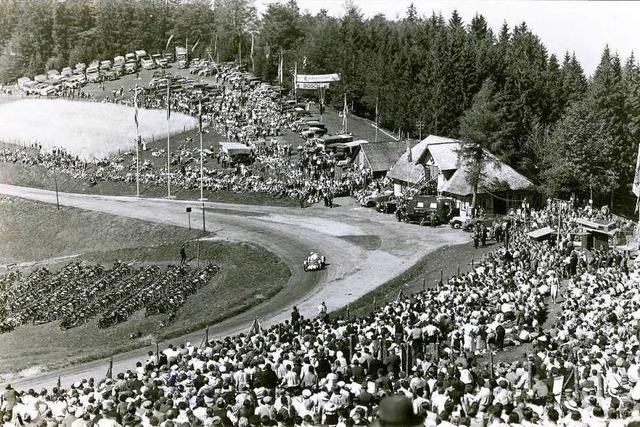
[
  {"left": 2, "top": 201, "right": 640, "bottom": 426},
  {"left": 0, "top": 261, "right": 219, "bottom": 333},
  {"left": 0, "top": 65, "right": 367, "bottom": 207}
]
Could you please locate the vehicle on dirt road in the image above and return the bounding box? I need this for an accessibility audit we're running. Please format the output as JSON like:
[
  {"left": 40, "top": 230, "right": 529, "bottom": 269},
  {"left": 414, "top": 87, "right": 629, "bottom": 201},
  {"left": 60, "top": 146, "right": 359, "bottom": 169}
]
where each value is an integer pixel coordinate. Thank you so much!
[
  {"left": 376, "top": 198, "right": 398, "bottom": 214},
  {"left": 360, "top": 191, "right": 393, "bottom": 208},
  {"left": 303, "top": 252, "right": 327, "bottom": 272},
  {"left": 396, "top": 195, "right": 458, "bottom": 226}
]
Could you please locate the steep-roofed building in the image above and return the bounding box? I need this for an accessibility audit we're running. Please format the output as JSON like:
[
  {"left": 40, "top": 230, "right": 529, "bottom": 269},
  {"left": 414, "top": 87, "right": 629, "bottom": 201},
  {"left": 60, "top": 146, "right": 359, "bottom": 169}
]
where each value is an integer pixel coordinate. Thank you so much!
[{"left": 387, "top": 135, "right": 534, "bottom": 214}]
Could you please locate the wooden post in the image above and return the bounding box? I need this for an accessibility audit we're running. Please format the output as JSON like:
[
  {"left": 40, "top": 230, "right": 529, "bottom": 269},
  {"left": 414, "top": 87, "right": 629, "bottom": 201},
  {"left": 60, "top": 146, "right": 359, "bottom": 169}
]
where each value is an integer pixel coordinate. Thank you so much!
[
  {"left": 457, "top": 263, "right": 460, "bottom": 277},
  {"left": 440, "top": 269, "right": 443, "bottom": 285},
  {"left": 373, "top": 296, "right": 377, "bottom": 311},
  {"left": 57, "top": 375, "right": 61, "bottom": 389},
  {"left": 422, "top": 278, "right": 426, "bottom": 292},
  {"left": 472, "top": 258, "right": 475, "bottom": 268},
  {"left": 527, "top": 358, "right": 534, "bottom": 391},
  {"left": 205, "top": 327, "right": 209, "bottom": 345},
  {"left": 346, "top": 304, "right": 350, "bottom": 320},
  {"left": 107, "top": 358, "right": 113, "bottom": 379}
]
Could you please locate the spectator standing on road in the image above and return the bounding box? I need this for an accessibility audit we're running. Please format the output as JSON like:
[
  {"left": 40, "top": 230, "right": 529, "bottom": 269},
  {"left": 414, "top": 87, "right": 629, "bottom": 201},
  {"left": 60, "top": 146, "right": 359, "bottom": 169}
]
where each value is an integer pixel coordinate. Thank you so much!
[{"left": 180, "top": 245, "right": 187, "bottom": 264}]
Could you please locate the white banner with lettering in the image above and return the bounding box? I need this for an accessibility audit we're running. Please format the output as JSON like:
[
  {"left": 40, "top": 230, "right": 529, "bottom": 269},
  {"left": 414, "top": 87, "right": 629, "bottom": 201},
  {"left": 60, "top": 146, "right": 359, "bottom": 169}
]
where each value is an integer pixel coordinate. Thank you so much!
[
  {"left": 296, "top": 73, "right": 341, "bottom": 83},
  {"left": 296, "top": 82, "right": 331, "bottom": 89}
]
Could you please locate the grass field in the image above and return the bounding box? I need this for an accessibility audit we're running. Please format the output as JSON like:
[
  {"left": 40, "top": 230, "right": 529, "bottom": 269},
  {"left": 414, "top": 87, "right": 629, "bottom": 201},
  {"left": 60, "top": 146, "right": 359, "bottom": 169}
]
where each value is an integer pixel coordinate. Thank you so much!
[
  {"left": 0, "top": 197, "right": 290, "bottom": 378},
  {"left": 0, "top": 99, "right": 196, "bottom": 160}
]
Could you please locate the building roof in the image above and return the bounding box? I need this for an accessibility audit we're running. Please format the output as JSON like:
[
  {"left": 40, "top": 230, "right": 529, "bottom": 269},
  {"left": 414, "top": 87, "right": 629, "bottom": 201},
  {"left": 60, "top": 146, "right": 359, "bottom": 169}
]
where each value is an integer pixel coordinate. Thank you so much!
[
  {"left": 360, "top": 141, "right": 409, "bottom": 173},
  {"left": 384, "top": 141, "right": 425, "bottom": 183},
  {"left": 220, "top": 142, "right": 251, "bottom": 155},
  {"left": 388, "top": 134, "right": 534, "bottom": 193},
  {"left": 426, "top": 140, "right": 461, "bottom": 171},
  {"left": 527, "top": 226, "right": 556, "bottom": 240},
  {"left": 439, "top": 151, "right": 534, "bottom": 196}
]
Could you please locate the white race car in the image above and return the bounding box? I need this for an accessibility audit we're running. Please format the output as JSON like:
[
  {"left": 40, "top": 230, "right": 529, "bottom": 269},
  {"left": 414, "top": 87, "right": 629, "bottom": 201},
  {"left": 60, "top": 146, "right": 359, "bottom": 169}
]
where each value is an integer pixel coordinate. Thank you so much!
[{"left": 303, "top": 252, "right": 326, "bottom": 272}]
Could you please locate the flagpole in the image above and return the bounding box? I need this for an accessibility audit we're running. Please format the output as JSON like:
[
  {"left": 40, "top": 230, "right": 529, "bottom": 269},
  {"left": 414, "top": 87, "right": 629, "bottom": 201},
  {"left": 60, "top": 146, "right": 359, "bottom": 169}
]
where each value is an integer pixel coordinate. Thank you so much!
[
  {"left": 134, "top": 84, "right": 140, "bottom": 197},
  {"left": 166, "top": 82, "right": 172, "bottom": 198},
  {"left": 294, "top": 61, "right": 298, "bottom": 102},
  {"left": 199, "top": 100, "right": 206, "bottom": 201},
  {"left": 375, "top": 95, "right": 379, "bottom": 143},
  {"left": 250, "top": 32, "right": 255, "bottom": 74}
]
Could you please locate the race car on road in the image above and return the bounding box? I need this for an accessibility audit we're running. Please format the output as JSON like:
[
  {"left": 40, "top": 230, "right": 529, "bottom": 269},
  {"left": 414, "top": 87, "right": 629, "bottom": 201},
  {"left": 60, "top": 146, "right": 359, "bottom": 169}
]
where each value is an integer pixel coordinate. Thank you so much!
[{"left": 304, "top": 252, "right": 326, "bottom": 272}]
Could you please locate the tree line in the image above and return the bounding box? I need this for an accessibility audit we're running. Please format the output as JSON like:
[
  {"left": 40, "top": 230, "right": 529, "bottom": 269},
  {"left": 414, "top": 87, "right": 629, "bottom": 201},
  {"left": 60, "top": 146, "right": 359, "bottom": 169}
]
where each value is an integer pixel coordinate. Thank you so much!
[{"left": 1, "top": 0, "right": 639, "bottom": 211}]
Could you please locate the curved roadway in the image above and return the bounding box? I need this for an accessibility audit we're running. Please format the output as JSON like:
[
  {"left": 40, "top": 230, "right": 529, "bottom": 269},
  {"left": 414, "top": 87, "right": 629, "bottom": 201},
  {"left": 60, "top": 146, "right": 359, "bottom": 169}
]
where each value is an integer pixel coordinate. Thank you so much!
[{"left": 0, "top": 183, "right": 468, "bottom": 390}]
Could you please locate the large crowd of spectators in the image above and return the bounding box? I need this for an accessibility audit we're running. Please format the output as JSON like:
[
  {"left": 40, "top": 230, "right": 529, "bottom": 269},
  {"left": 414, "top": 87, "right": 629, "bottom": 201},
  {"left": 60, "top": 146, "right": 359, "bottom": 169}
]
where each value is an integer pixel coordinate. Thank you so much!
[
  {"left": 0, "top": 261, "right": 219, "bottom": 333},
  {"left": 0, "top": 64, "right": 368, "bottom": 207},
  {"left": 2, "top": 201, "right": 640, "bottom": 426}
]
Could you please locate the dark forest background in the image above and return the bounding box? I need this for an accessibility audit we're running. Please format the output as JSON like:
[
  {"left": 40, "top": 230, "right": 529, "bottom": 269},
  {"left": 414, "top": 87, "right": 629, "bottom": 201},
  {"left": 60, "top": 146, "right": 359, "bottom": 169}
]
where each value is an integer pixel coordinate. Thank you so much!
[{"left": 1, "top": 0, "right": 639, "bottom": 208}]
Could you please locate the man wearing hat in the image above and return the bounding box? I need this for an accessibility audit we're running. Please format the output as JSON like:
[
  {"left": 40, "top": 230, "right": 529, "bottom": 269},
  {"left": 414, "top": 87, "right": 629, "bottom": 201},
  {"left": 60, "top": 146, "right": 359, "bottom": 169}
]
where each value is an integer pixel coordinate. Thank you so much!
[
  {"left": 372, "top": 395, "right": 424, "bottom": 426},
  {"left": 255, "top": 396, "right": 276, "bottom": 421}
]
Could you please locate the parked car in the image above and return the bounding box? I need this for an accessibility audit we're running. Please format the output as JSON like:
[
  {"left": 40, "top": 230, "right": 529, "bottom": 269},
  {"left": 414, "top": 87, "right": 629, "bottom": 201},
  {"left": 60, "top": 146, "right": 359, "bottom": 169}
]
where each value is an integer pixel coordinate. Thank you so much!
[
  {"left": 376, "top": 198, "right": 398, "bottom": 214},
  {"left": 396, "top": 195, "right": 458, "bottom": 226},
  {"left": 39, "top": 85, "right": 56, "bottom": 96},
  {"left": 125, "top": 61, "right": 137, "bottom": 74},
  {"left": 141, "top": 58, "right": 156, "bottom": 70},
  {"left": 87, "top": 71, "right": 101, "bottom": 83},
  {"left": 360, "top": 191, "right": 393, "bottom": 208}
]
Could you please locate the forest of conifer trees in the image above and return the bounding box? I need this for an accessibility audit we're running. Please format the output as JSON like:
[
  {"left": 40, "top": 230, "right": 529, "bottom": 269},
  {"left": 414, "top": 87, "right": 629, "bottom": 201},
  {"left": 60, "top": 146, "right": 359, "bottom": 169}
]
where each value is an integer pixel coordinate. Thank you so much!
[{"left": 1, "top": 0, "right": 639, "bottom": 208}]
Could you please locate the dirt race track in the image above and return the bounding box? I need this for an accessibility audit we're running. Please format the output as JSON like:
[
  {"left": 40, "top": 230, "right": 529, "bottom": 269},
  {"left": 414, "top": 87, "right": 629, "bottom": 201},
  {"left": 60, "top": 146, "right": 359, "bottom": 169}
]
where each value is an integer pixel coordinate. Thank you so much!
[{"left": 0, "top": 183, "right": 468, "bottom": 390}]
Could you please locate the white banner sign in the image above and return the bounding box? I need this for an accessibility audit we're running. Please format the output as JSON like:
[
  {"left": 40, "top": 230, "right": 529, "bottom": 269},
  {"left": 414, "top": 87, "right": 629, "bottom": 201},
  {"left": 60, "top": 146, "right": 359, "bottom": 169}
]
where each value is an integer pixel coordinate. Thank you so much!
[
  {"left": 296, "top": 73, "right": 341, "bottom": 83},
  {"left": 296, "top": 82, "right": 331, "bottom": 89}
]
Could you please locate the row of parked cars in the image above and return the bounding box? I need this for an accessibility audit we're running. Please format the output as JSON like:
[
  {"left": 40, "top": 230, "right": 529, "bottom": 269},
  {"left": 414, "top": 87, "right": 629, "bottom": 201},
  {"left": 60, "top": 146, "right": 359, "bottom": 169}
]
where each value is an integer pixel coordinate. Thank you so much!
[
  {"left": 16, "top": 49, "right": 173, "bottom": 96},
  {"left": 361, "top": 192, "right": 502, "bottom": 231}
]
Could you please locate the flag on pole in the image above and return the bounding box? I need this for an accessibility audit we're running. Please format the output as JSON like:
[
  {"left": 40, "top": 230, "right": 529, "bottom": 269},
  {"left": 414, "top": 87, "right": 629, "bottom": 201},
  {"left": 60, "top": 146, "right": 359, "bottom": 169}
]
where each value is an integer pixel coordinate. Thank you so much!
[
  {"left": 134, "top": 88, "right": 139, "bottom": 130},
  {"left": 166, "top": 83, "right": 171, "bottom": 121},
  {"left": 342, "top": 94, "right": 348, "bottom": 131},
  {"left": 278, "top": 50, "right": 283, "bottom": 85},
  {"left": 633, "top": 143, "right": 640, "bottom": 198},
  {"left": 191, "top": 39, "right": 200, "bottom": 53},
  {"left": 406, "top": 138, "right": 412, "bottom": 163},
  {"left": 198, "top": 99, "right": 202, "bottom": 133},
  {"left": 265, "top": 43, "right": 270, "bottom": 59},
  {"left": 165, "top": 34, "right": 174, "bottom": 52}
]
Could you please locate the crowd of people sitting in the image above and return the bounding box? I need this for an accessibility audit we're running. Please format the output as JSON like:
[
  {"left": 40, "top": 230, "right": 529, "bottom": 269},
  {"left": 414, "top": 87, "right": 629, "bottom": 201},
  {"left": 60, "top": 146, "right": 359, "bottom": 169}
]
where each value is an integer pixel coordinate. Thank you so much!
[
  {"left": 0, "top": 261, "right": 219, "bottom": 333},
  {"left": 0, "top": 64, "right": 369, "bottom": 207},
  {"left": 2, "top": 200, "right": 640, "bottom": 426}
]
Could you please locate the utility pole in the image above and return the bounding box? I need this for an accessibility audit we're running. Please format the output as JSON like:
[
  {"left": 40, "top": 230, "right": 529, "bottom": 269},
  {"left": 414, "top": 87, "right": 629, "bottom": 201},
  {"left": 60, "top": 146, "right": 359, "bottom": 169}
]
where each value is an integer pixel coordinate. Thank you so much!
[
  {"left": 416, "top": 119, "right": 424, "bottom": 141},
  {"left": 375, "top": 96, "right": 379, "bottom": 143},
  {"left": 202, "top": 202, "right": 206, "bottom": 234},
  {"left": 54, "top": 171, "right": 60, "bottom": 210},
  {"left": 557, "top": 201, "right": 561, "bottom": 249}
]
